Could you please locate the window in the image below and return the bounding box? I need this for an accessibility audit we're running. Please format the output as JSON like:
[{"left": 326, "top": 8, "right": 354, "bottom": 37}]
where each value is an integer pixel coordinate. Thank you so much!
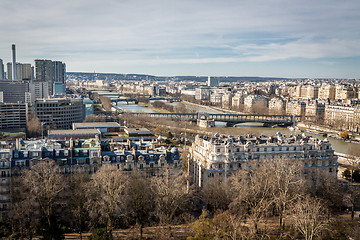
[
  {"left": 238, "top": 163, "right": 242, "bottom": 169},
  {"left": 217, "top": 149, "right": 220, "bottom": 153},
  {"left": 229, "top": 164, "right": 233, "bottom": 169},
  {"left": 219, "top": 164, "right": 222, "bottom": 169},
  {"left": 329, "top": 168, "right": 333, "bottom": 172},
  {"left": 140, "top": 164, "right": 143, "bottom": 169}
]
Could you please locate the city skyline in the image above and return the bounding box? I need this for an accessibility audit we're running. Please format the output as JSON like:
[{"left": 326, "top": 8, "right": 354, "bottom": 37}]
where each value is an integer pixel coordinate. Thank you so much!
[{"left": 0, "top": 0, "right": 360, "bottom": 78}]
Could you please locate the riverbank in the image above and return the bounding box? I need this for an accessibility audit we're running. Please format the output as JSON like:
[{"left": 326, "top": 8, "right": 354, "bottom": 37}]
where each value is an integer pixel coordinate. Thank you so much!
[{"left": 297, "top": 122, "right": 360, "bottom": 142}]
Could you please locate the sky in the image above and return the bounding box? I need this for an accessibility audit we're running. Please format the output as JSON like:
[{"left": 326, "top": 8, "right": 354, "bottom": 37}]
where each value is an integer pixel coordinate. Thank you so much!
[{"left": 0, "top": 0, "right": 360, "bottom": 78}]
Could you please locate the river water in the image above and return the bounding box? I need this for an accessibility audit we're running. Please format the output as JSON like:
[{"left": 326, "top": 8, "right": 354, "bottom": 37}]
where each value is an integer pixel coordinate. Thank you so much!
[{"left": 114, "top": 100, "right": 355, "bottom": 154}]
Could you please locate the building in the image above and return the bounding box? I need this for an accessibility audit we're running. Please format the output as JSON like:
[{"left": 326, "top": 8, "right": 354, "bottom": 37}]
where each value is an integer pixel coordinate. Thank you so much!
[
  {"left": 286, "top": 100, "right": 306, "bottom": 117},
  {"left": 243, "top": 95, "right": 268, "bottom": 112},
  {"left": 195, "top": 87, "right": 211, "bottom": 101},
  {"left": 222, "top": 93, "right": 233, "bottom": 108},
  {"left": 335, "top": 85, "right": 356, "bottom": 101},
  {"left": 324, "top": 105, "right": 360, "bottom": 133},
  {"left": 0, "top": 136, "right": 182, "bottom": 218},
  {"left": 189, "top": 133, "right": 338, "bottom": 188},
  {"left": 318, "top": 84, "right": 335, "bottom": 100},
  {"left": 83, "top": 98, "right": 94, "bottom": 117},
  {"left": 207, "top": 76, "right": 219, "bottom": 87},
  {"left": 73, "top": 122, "right": 122, "bottom": 133},
  {"left": 0, "top": 149, "right": 11, "bottom": 219},
  {"left": 53, "top": 82, "right": 66, "bottom": 95},
  {"left": 0, "top": 103, "right": 28, "bottom": 131},
  {"left": 35, "top": 60, "right": 66, "bottom": 95},
  {"left": 305, "top": 101, "right": 325, "bottom": 122},
  {"left": 48, "top": 129, "right": 101, "bottom": 140},
  {"left": 0, "top": 59, "right": 4, "bottom": 80},
  {"left": 35, "top": 98, "right": 84, "bottom": 129},
  {"left": 210, "top": 93, "right": 223, "bottom": 105},
  {"left": 269, "top": 97, "right": 285, "bottom": 115},
  {"left": 306, "top": 85, "right": 319, "bottom": 99},
  {"left": 232, "top": 94, "right": 244, "bottom": 109},
  {"left": 29, "top": 81, "right": 49, "bottom": 104},
  {"left": 6, "top": 63, "right": 32, "bottom": 81},
  {"left": 0, "top": 81, "right": 29, "bottom": 103}
]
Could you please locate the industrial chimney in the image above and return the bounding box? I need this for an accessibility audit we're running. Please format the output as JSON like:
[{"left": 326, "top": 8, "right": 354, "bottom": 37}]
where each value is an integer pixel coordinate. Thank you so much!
[{"left": 12, "top": 44, "right": 16, "bottom": 81}]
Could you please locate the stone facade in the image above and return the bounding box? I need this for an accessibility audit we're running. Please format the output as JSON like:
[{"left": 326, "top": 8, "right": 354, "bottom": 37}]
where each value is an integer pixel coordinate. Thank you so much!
[{"left": 189, "top": 133, "right": 338, "bottom": 188}]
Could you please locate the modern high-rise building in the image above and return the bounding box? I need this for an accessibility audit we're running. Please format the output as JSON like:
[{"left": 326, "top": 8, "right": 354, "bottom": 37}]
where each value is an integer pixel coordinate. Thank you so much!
[
  {"left": 35, "top": 60, "right": 66, "bottom": 95},
  {"left": 0, "top": 59, "right": 4, "bottom": 80},
  {"left": 0, "top": 81, "right": 29, "bottom": 103},
  {"left": 0, "top": 102, "right": 28, "bottom": 130},
  {"left": 29, "top": 81, "right": 49, "bottom": 104},
  {"left": 207, "top": 76, "right": 219, "bottom": 87},
  {"left": 7, "top": 63, "right": 32, "bottom": 81}
]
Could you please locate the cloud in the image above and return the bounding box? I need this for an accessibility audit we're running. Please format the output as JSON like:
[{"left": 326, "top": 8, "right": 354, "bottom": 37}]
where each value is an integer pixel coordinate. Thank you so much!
[{"left": 0, "top": 0, "right": 360, "bottom": 77}]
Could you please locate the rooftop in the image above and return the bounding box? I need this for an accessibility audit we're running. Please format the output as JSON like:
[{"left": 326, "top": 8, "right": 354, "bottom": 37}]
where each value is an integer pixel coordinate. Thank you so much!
[
  {"left": 48, "top": 129, "right": 101, "bottom": 135},
  {"left": 73, "top": 122, "right": 121, "bottom": 128}
]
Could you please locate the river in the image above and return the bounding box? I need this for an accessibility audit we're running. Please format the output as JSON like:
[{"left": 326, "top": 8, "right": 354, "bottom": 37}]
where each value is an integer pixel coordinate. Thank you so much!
[{"left": 113, "top": 98, "right": 355, "bottom": 154}]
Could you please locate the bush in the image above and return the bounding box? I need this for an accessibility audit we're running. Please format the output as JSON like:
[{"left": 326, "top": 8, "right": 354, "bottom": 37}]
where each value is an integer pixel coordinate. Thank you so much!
[
  {"left": 339, "top": 131, "right": 350, "bottom": 140},
  {"left": 89, "top": 228, "right": 112, "bottom": 240}
]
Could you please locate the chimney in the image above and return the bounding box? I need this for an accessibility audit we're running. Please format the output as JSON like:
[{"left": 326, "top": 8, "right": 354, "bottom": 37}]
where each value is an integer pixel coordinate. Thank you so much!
[{"left": 11, "top": 44, "right": 16, "bottom": 81}]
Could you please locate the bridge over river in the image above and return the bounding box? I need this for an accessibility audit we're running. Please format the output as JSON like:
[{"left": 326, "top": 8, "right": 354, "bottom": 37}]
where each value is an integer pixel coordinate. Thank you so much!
[{"left": 125, "top": 112, "right": 300, "bottom": 127}]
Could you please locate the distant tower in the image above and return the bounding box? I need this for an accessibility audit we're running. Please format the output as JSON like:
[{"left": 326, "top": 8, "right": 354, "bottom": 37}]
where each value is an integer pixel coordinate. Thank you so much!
[
  {"left": 11, "top": 44, "right": 16, "bottom": 81},
  {"left": 0, "top": 59, "right": 4, "bottom": 80},
  {"left": 207, "top": 76, "right": 219, "bottom": 87}
]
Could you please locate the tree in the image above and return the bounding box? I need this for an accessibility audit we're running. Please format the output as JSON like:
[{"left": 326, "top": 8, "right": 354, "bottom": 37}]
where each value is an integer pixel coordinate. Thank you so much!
[
  {"left": 269, "top": 158, "right": 304, "bottom": 228},
  {"left": 339, "top": 131, "right": 350, "bottom": 140},
  {"left": 27, "top": 114, "right": 42, "bottom": 138},
  {"left": 346, "top": 145, "right": 360, "bottom": 182},
  {"left": 201, "top": 177, "right": 231, "bottom": 214},
  {"left": 290, "top": 195, "right": 329, "bottom": 240},
  {"left": 126, "top": 171, "right": 155, "bottom": 240},
  {"left": 152, "top": 173, "right": 189, "bottom": 225},
  {"left": 229, "top": 161, "right": 274, "bottom": 235},
  {"left": 187, "top": 210, "right": 214, "bottom": 240},
  {"left": 67, "top": 173, "right": 91, "bottom": 239},
  {"left": 344, "top": 185, "right": 360, "bottom": 220},
  {"left": 22, "top": 160, "right": 66, "bottom": 238},
  {"left": 85, "top": 165, "right": 128, "bottom": 239}
]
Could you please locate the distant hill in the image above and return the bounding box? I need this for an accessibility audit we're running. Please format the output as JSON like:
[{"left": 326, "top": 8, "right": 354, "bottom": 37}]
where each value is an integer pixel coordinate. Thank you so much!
[{"left": 67, "top": 72, "right": 294, "bottom": 82}]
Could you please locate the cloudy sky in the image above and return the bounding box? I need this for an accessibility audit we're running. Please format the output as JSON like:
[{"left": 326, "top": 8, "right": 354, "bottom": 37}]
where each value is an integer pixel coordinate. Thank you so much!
[{"left": 0, "top": 0, "right": 360, "bottom": 78}]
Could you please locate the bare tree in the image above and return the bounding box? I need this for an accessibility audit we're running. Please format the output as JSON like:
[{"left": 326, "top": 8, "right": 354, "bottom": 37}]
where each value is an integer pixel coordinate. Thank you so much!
[
  {"left": 85, "top": 165, "right": 128, "bottom": 238},
  {"left": 152, "top": 173, "right": 188, "bottom": 225},
  {"left": 9, "top": 180, "right": 38, "bottom": 239},
  {"left": 22, "top": 160, "right": 65, "bottom": 228},
  {"left": 126, "top": 171, "right": 155, "bottom": 240},
  {"left": 269, "top": 158, "right": 304, "bottom": 228},
  {"left": 346, "top": 145, "right": 360, "bottom": 182},
  {"left": 26, "top": 114, "right": 42, "bottom": 138},
  {"left": 201, "top": 177, "right": 231, "bottom": 214},
  {"left": 290, "top": 195, "right": 329, "bottom": 240},
  {"left": 229, "top": 161, "right": 274, "bottom": 235},
  {"left": 67, "top": 173, "right": 91, "bottom": 239}
]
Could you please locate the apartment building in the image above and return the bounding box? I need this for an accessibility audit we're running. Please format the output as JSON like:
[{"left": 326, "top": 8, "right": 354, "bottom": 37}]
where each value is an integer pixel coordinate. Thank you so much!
[
  {"left": 189, "top": 133, "right": 338, "bottom": 188},
  {"left": 324, "top": 105, "right": 360, "bottom": 133}
]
